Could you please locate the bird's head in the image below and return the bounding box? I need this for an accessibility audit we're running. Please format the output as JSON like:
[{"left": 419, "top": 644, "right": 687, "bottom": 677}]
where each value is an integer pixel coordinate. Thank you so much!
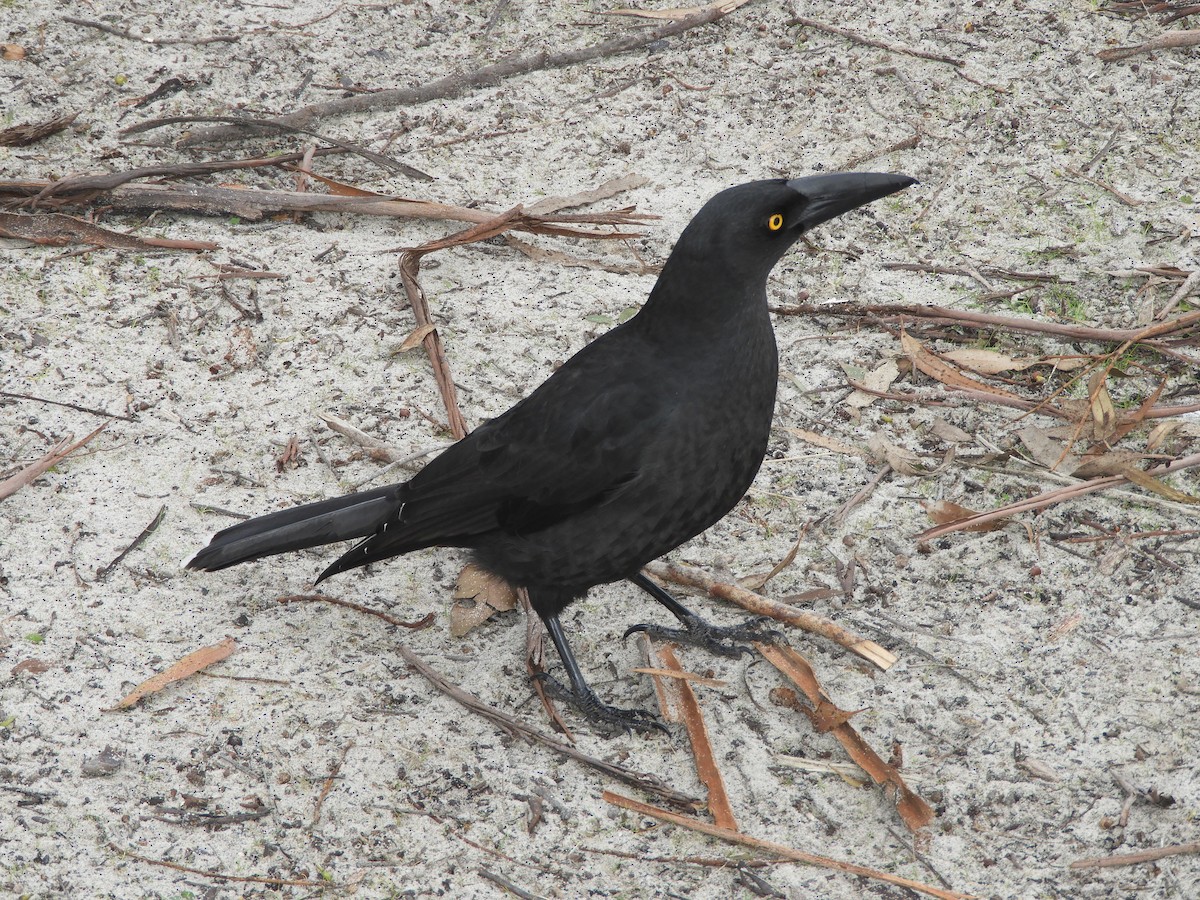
[{"left": 672, "top": 172, "right": 917, "bottom": 280}]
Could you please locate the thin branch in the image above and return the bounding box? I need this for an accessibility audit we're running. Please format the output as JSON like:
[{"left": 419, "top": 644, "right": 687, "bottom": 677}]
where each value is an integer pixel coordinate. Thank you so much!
[
  {"left": 1097, "top": 28, "right": 1200, "bottom": 61},
  {"left": 400, "top": 251, "right": 470, "bottom": 440},
  {"left": 917, "top": 452, "right": 1200, "bottom": 540},
  {"left": 0, "top": 389, "right": 134, "bottom": 422},
  {"left": 787, "top": 13, "right": 965, "bottom": 67},
  {"left": 64, "top": 16, "right": 238, "bottom": 45},
  {"left": 96, "top": 505, "right": 167, "bottom": 581},
  {"left": 15, "top": 147, "right": 350, "bottom": 204},
  {"left": 1070, "top": 840, "right": 1200, "bottom": 869},
  {"left": 175, "top": 3, "right": 747, "bottom": 146},
  {"left": 1157, "top": 268, "right": 1200, "bottom": 320},
  {"left": 277, "top": 594, "right": 434, "bottom": 630},
  {"left": 0, "top": 422, "right": 111, "bottom": 501},
  {"left": 603, "top": 792, "right": 970, "bottom": 900},
  {"left": 391, "top": 639, "right": 697, "bottom": 807},
  {"left": 119, "top": 114, "right": 431, "bottom": 180},
  {"left": 771, "top": 300, "right": 1200, "bottom": 346},
  {"left": 4, "top": 181, "right": 651, "bottom": 236},
  {"left": 643, "top": 561, "right": 896, "bottom": 671},
  {"left": 108, "top": 843, "right": 327, "bottom": 887}
]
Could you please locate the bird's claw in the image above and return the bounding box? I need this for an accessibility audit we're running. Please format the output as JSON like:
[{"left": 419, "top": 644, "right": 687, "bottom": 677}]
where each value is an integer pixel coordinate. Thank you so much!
[
  {"left": 535, "top": 673, "right": 668, "bottom": 734},
  {"left": 624, "top": 614, "right": 780, "bottom": 658}
]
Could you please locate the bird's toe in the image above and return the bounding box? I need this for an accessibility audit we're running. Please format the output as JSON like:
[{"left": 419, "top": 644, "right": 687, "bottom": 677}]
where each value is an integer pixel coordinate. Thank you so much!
[{"left": 536, "top": 672, "right": 667, "bottom": 735}]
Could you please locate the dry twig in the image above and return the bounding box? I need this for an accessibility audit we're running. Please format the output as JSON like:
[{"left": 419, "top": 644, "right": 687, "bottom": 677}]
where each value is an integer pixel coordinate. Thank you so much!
[
  {"left": 1097, "top": 28, "right": 1200, "bottom": 60},
  {"left": 771, "top": 301, "right": 1200, "bottom": 348},
  {"left": 787, "top": 12, "right": 965, "bottom": 66},
  {"left": 1070, "top": 840, "right": 1200, "bottom": 869},
  {"left": 177, "top": 3, "right": 747, "bottom": 146},
  {"left": 0, "top": 422, "right": 110, "bottom": 501},
  {"left": 96, "top": 505, "right": 167, "bottom": 581},
  {"left": 917, "top": 452, "right": 1200, "bottom": 540},
  {"left": 311, "top": 741, "right": 355, "bottom": 826},
  {"left": 603, "top": 792, "right": 969, "bottom": 900},
  {"left": 64, "top": 16, "right": 238, "bottom": 45},
  {"left": 658, "top": 644, "right": 738, "bottom": 831},
  {"left": 277, "top": 593, "right": 434, "bottom": 630},
  {"left": 643, "top": 561, "right": 896, "bottom": 670},
  {"left": 108, "top": 843, "right": 327, "bottom": 887}
]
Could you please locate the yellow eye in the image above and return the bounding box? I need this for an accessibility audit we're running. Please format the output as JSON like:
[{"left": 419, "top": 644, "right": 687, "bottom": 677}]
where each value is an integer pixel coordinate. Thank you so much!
[{"left": 767, "top": 213, "right": 784, "bottom": 231}]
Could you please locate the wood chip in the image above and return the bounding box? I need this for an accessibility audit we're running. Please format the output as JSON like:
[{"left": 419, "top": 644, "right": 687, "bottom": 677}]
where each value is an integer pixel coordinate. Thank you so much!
[
  {"left": 658, "top": 644, "right": 738, "bottom": 831},
  {"left": 107, "top": 637, "right": 237, "bottom": 710},
  {"left": 756, "top": 643, "right": 934, "bottom": 833}
]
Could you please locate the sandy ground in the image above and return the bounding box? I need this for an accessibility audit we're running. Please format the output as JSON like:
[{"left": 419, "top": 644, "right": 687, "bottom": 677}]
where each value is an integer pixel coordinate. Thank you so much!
[{"left": 3, "top": 1, "right": 1199, "bottom": 898}]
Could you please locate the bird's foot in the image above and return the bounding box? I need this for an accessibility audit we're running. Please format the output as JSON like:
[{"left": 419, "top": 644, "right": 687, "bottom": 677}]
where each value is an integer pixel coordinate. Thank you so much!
[
  {"left": 535, "top": 673, "right": 668, "bottom": 734},
  {"left": 624, "top": 614, "right": 780, "bottom": 658}
]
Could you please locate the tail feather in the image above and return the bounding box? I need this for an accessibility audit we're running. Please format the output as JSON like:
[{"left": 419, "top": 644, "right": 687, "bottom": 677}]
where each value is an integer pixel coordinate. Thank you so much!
[{"left": 187, "top": 484, "right": 404, "bottom": 572}]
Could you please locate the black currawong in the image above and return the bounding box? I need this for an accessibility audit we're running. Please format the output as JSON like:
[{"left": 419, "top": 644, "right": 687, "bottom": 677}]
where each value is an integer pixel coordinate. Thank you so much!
[{"left": 187, "top": 172, "right": 916, "bottom": 731}]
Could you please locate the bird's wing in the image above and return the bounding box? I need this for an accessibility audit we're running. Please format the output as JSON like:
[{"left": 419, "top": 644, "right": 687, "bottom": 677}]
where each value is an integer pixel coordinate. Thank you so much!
[
  {"left": 350, "top": 332, "right": 671, "bottom": 562},
  {"left": 315, "top": 327, "right": 671, "bottom": 580},
  {"left": 404, "top": 371, "right": 664, "bottom": 543}
]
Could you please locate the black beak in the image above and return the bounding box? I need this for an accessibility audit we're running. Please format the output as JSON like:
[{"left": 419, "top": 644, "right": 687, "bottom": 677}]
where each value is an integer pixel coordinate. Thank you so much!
[{"left": 787, "top": 172, "right": 917, "bottom": 232}]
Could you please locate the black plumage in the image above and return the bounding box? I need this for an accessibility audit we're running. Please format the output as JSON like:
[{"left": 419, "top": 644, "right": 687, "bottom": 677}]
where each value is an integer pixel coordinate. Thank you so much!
[{"left": 188, "top": 172, "right": 916, "bottom": 729}]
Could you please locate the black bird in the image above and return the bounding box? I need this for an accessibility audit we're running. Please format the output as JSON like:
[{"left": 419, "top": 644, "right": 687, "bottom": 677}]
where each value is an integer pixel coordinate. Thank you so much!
[{"left": 188, "top": 172, "right": 916, "bottom": 729}]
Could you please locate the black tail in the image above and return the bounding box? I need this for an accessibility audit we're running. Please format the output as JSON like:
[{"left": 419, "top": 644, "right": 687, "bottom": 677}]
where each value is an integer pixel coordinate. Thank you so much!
[{"left": 186, "top": 484, "right": 405, "bottom": 572}]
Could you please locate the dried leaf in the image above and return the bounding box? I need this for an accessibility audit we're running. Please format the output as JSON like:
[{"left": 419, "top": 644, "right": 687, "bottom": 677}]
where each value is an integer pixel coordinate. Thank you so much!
[
  {"left": 1146, "top": 420, "right": 1181, "bottom": 453},
  {"left": 299, "top": 170, "right": 386, "bottom": 197},
  {"left": 1046, "top": 355, "right": 1091, "bottom": 371},
  {"left": 0, "top": 211, "right": 217, "bottom": 251},
  {"left": 940, "top": 348, "right": 1025, "bottom": 374},
  {"left": 1047, "top": 613, "right": 1083, "bottom": 643},
  {"left": 941, "top": 349, "right": 1090, "bottom": 374},
  {"left": 901, "top": 330, "right": 1023, "bottom": 400},
  {"left": 524, "top": 173, "right": 652, "bottom": 215},
  {"left": 397, "top": 323, "right": 438, "bottom": 352},
  {"left": 786, "top": 427, "right": 864, "bottom": 458},
  {"left": 1120, "top": 466, "right": 1200, "bottom": 504},
  {"left": 11, "top": 659, "right": 52, "bottom": 676},
  {"left": 1073, "top": 450, "right": 1151, "bottom": 479},
  {"left": 450, "top": 564, "right": 518, "bottom": 637},
  {"left": 108, "top": 637, "right": 236, "bottom": 710},
  {"left": 0, "top": 422, "right": 111, "bottom": 502},
  {"left": 1087, "top": 369, "right": 1117, "bottom": 441},
  {"left": 807, "top": 698, "right": 864, "bottom": 732},
  {"left": 1, "top": 43, "right": 26, "bottom": 61},
  {"left": 843, "top": 358, "right": 899, "bottom": 410},
  {"left": 928, "top": 418, "right": 974, "bottom": 444},
  {"left": 1017, "top": 426, "right": 1081, "bottom": 475},
  {"left": 772, "top": 753, "right": 869, "bottom": 786},
  {"left": 922, "top": 500, "right": 1006, "bottom": 532},
  {"left": 867, "top": 433, "right": 927, "bottom": 475},
  {"left": 0, "top": 111, "right": 78, "bottom": 148}
]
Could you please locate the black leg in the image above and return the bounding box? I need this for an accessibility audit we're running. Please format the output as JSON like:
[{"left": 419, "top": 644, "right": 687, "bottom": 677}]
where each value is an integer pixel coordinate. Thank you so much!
[
  {"left": 625, "top": 571, "right": 779, "bottom": 656},
  {"left": 538, "top": 612, "right": 665, "bottom": 734}
]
